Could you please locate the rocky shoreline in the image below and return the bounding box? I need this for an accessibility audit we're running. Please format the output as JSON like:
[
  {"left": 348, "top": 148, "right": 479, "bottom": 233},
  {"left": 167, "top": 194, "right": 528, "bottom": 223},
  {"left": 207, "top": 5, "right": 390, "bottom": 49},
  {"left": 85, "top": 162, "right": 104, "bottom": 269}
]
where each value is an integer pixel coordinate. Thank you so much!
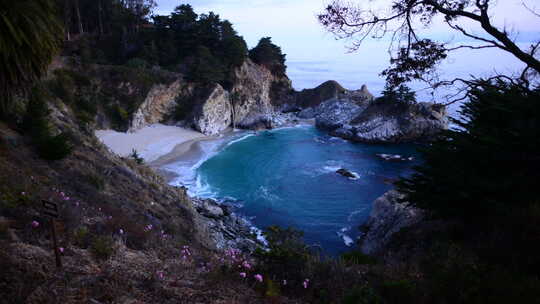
[
  {"left": 95, "top": 58, "right": 448, "bottom": 253},
  {"left": 191, "top": 196, "right": 264, "bottom": 252}
]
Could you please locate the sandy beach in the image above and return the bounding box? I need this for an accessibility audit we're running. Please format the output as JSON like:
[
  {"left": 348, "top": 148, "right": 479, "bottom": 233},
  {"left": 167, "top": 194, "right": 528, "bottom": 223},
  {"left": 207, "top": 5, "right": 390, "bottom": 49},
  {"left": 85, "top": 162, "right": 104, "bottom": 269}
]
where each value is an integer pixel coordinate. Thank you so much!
[{"left": 95, "top": 124, "right": 207, "bottom": 163}]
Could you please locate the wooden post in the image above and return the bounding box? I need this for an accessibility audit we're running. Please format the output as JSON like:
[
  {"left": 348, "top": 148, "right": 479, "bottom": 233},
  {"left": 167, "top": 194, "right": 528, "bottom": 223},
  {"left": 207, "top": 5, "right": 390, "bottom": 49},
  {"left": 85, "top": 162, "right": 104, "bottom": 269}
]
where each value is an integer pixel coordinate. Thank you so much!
[
  {"left": 50, "top": 219, "right": 62, "bottom": 269},
  {"left": 42, "top": 200, "right": 61, "bottom": 269}
]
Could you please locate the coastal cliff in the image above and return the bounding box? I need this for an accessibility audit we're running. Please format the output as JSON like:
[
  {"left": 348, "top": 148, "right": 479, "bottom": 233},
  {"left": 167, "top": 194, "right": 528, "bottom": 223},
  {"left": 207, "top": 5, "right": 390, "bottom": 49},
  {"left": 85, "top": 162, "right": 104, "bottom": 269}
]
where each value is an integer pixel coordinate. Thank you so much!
[
  {"left": 298, "top": 84, "right": 448, "bottom": 143},
  {"left": 359, "top": 190, "right": 424, "bottom": 255},
  {"left": 123, "top": 59, "right": 294, "bottom": 135}
]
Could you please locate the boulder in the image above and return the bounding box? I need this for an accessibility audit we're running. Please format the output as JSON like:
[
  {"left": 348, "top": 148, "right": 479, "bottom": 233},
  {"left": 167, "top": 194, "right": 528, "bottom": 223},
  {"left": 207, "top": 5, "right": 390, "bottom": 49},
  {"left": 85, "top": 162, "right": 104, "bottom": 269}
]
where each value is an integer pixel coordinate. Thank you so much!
[
  {"left": 359, "top": 190, "right": 424, "bottom": 255},
  {"left": 336, "top": 168, "right": 359, "bottom": 179}
]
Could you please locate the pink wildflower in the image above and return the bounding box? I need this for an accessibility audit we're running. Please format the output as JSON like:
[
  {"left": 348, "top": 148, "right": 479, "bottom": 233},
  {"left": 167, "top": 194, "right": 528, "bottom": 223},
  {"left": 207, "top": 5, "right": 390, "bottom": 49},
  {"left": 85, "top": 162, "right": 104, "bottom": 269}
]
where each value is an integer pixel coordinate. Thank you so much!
[
  {"left": 21, "top": 192, "right": 26, "bottom": 196},
  {"left": 31, "top": 221, "right": 40, "bottom": 228},
  {"left": 283, "top": 279, "right": 287, "bottom": 285},
  {"left": 303, "top": 279, "right": 310, "bottom": 289},
  {"left": 242, "top": 261, "right": 251, "bottom": 269},
  {"left": 240, "top": 272, "right": 247, "bottom": 278},
  {"left": 59, "top": 247, "right": 64, "bottom": 253},
  {"left": 119, "top": 229, "right": 124, "bottom": 234},
  {"left": 157, "top": 271, "right": 164, "bottom": 280},
  {"left": 254, "top": 274, "right": 263, "bottom": 283}
]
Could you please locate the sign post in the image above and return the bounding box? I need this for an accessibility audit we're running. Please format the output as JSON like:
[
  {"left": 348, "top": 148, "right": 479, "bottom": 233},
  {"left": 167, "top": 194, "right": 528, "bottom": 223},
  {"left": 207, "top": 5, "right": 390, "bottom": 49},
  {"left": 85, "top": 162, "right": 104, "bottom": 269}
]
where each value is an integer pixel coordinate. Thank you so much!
[{"left": 42, "top": 200, "right": 62, "bottom": 269}]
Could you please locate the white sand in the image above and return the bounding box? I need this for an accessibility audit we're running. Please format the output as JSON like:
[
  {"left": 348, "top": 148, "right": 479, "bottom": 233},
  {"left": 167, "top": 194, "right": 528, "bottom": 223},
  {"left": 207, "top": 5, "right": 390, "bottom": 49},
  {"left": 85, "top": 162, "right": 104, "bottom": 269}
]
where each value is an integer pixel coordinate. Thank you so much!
[{"left": 95, "top": 124, "right": 206, "bottom": 163}]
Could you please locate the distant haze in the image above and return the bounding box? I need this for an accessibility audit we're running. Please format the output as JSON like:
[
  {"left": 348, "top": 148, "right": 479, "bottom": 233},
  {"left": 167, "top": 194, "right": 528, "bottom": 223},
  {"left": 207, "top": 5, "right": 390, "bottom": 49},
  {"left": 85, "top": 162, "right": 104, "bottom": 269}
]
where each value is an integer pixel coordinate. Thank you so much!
[{"left": 155, "top": 0, "right": 539, "bottom": 104}]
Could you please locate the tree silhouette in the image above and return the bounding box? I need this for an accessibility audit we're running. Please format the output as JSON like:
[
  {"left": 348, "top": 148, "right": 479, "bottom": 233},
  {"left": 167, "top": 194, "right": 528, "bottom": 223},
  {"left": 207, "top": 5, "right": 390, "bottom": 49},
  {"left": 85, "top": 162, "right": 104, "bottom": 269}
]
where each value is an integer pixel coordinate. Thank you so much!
[{"left": 319, "top": 0, "right": 540, "bottom": 102}]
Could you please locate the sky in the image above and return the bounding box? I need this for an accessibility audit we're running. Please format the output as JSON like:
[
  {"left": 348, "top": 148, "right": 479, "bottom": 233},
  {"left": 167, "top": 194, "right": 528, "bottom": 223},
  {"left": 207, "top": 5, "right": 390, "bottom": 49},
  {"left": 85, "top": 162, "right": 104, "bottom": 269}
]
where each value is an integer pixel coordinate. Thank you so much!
[{"left": 153, "top": 0, "right": 539, "bottom": 104}]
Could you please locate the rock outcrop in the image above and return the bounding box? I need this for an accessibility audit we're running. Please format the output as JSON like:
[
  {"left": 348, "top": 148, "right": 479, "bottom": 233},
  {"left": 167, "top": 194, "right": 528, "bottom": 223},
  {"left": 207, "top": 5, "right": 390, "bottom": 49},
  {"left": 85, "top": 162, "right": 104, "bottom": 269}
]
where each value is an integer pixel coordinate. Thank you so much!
[
  {"left": 359, "top": 190, "right": 424, "bottom": 255},
  {"left": 308, "top": 98, "right": 447, "bottom": 143},
  {"left": 230, "top": 59, "right": 292, "bottom": 129},
  {"left": 126, "top": 59, "right": 294, "bottom": 134},
  {"left": 191, "top": 84, "right": 232, "bottom": 135},
  {"left": 192, "top": 197, "right": 261, "bottom": 252},
  {"left": 129, "top": 80, "right": 185, "bottom": 132}
]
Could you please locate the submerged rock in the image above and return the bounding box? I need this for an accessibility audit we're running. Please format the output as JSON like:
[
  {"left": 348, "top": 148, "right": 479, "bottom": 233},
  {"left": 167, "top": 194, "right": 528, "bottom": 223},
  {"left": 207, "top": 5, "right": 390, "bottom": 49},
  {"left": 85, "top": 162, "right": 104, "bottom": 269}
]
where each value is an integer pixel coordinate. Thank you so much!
[
  {"left": 359, "top": 190, "right": 424, "bottom": 255},
  {"left": 376, "top": 154, "right": 414, "bottom": 161},
  {"left": 336, "top": 168, "right": 359, "bottom": 179}
]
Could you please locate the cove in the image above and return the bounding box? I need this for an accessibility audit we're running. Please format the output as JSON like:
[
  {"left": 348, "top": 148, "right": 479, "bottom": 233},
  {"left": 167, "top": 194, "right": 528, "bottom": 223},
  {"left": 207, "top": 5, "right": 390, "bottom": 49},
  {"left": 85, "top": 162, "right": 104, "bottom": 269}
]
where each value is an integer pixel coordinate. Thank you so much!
[{"left": 172, "top": 125, "right": 420, "bottom": 256}]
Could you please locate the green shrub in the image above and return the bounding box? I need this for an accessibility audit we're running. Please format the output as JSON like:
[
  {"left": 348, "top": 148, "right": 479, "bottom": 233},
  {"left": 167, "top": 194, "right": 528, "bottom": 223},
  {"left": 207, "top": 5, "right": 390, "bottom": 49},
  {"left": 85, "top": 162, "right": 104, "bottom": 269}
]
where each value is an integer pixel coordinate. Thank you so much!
[
  {"left": 342, "top": 286, "right": 382, "bottom": 304},
  {"left": 172, "top": 96, "right": 195, "bottom": 121},
  {"left": 130, "top": 149, "right": 144, "bottom": 165},
  {"left": 22, "top": 88, "right": 73, "bottom": 160},
  {"left": 125, "top": 58, "right": 149, "bottom": 70},
  {"left": 254, "top": 226, "right": 311, "bottom": 289},
  {"left": 37, "top": 132, "right": 73, "bottom": 161},
  {"left": 0, "top": 221, "right": 9, "bottom": 239},
  {"left": 91, "top": 236, "right": 115, "bottom": 260},
  {"left": 21, "top": 88, "right": 50, "bottom": 139},
  {"left": 73, "top": 226, "right": 90, "bottom": 248},
  {"left": 397, "top": 82, "right": 540, "bottom": 219},
  {"left": 85, "top": 173, "right": 105, "bottom": 190},
  {"left": 380, "top": 280, "right": 415, "bottom": 304},
  {"left": 341, "top": 251, "right": 377, "bottom": 266}
]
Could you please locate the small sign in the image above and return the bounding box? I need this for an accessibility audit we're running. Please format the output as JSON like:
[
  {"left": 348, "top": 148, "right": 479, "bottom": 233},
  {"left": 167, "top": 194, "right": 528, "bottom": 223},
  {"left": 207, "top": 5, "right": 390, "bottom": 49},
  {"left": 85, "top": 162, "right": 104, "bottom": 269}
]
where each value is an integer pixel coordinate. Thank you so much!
[{"left": 42, "top": 200, "right": 59, "bottom": 218}]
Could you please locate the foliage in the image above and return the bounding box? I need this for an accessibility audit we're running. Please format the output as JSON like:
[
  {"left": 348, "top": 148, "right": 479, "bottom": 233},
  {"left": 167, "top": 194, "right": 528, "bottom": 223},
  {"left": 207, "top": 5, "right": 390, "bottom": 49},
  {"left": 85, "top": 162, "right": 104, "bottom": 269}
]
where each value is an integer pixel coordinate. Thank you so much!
[
  {"left": 318, "top": 0, "right": 540, "bottom": 98},
  {"left": 130, "top": 149, "right": 144, "bottom": 165},
  {"left": 187, "top": 46, "right": 226, "bottom": 84},
  {"left": 91, "top": 236, "right": 115, "bottom": 260},
  {"left": 0, "top": 0, "right": 62, "bottom": 117},
  {"left": 341, "top": 286, "right": 382, "bottom": 304},
  {"left": 21, "top": 88, "right": 73, "bottom": 161},
  {"left": 249, "top": 37, "right": 287, "bottom": 76},
  {"left": 254, "top": 226, "right": 311, "bottom": 285},
  {"left": 172, "top": 96, "right": 195, "bottom": 121},
  {"left": 73, "top": 226, "right": 90, "bottom": 248},
  {"left": 57, "top": 3, "right": 251, "bottom": 88},
  {"left": 340, "top": 251, "right": 377, "bottom": 266},
  {"left": 380, "top": 280, "right": 416, "bottom": 304},
  {"left": 396, "top": 82, "right": 540, "bottom": 219},
  {"left": 37, "top": 132, "right": 73, "bottom": 161},
  {"left": 379, "top": 84, "right": 417, "bottom": 105}
]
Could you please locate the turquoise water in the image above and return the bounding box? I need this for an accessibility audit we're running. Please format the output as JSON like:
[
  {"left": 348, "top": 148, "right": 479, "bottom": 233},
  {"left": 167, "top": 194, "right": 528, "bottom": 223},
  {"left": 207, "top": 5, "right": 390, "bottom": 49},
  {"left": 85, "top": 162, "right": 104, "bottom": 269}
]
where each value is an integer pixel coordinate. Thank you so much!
[{"left": 188, "top": 126, "right": 420, "bottom": 256}]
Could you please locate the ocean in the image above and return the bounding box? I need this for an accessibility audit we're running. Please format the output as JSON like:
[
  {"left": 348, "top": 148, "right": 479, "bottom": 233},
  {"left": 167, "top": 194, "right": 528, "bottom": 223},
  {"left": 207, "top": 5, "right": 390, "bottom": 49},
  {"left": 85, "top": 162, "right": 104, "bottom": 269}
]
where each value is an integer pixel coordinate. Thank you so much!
[{"left": 164, "top": 125, "right": 421, "bottom": 256}]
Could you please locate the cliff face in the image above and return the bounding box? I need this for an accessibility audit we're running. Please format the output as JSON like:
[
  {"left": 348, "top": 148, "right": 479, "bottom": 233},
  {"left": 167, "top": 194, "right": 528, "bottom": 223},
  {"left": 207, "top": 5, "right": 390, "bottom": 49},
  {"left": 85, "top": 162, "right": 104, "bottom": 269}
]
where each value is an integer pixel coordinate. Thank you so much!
[
  {"left": 124, "top": 59, "right": 294, "bottom": 135},
  {"left": 299, "top": 85, "right": 447, "bottom": 143},
  {"left": 129, "top": 80, "right": 186, "bottom": 131},
  {"left": 230, "top": 59, "right": 290, "bottom": 129},
  {"left": 359, "top": 190, "right": 424, "bottom": 255}
]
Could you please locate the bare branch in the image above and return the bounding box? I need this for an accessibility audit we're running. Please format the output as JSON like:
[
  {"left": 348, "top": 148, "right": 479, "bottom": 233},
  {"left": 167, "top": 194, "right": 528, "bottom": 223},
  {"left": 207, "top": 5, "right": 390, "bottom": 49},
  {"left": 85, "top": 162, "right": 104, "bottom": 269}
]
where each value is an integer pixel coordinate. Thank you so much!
[{"left": 522, "top": 1, "right": 540, "bottom": 18}]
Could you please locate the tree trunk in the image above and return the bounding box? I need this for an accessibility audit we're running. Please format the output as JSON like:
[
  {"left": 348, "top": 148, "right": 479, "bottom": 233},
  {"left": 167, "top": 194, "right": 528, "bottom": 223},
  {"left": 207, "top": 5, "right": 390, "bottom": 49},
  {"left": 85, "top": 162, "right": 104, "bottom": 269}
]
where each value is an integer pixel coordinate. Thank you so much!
[
  {"left": 74, "top": 0, "right": 84, "bottom": 35},
  {"left": 98, "top": 0, "right": 104, "bottom": 35},
  {"left": 64, "top": 0, "right": 72, "bottom": 41}
]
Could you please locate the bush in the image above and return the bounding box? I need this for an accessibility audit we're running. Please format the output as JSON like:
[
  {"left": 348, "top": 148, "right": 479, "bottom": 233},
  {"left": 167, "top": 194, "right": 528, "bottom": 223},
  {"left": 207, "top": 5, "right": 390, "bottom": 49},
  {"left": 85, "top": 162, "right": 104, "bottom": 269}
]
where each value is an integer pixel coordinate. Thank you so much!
[
  {"left": 91, "top": 236, "right": 115, "bottom": 260},
  {"left": 253, "top": 226, "right": 313, "bottom": 295},
  {"left": 172, "top": 96, "right": 195, "bottom": 121},
  {"left": 130, "top": 149, "right": 144, "bottom": 165},
  {"left": 380, "top": 280, "right": 415, "bottom": 304},
  {"left": 22, "top": 88, "right": 73, "bottom": 160},
  {"left": 73, "top": 226, "right": 90, "bottom": 248},
  {"left": 341, "top": 251, "right": 377, "bottom": 266},
  {"left": 0, "top": 220, "right": 9, "bottom": 239},
  {"left": 125, "top": 58, "right": 149, "bottom": 70},
  {"left": 249, "top": 37, "right": 287, "bottom": 76},
  {"left": 342, "top": 286, "right": 382, "bottom": 304},
  {"left": 379, "top": 84, "right": 416, "bottom": 105},
  {"left": 397, "top": 82, "right": 540, "bottom": 219},
  {"left": 36, "top": 132, "right": 73, "bottom": 161}
]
